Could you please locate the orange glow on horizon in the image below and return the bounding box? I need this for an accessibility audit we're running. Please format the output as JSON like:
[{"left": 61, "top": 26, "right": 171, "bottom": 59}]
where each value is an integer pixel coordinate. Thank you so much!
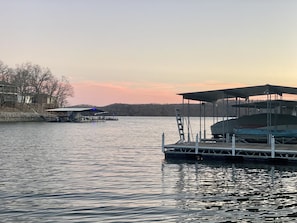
[{"left": 67, "top": 81, "right": 248, "bottom": 106}]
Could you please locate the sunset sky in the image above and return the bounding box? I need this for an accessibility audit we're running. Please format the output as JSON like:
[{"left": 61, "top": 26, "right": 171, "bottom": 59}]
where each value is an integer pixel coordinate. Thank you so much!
[{"left": 1, "top": 0, "right": 297, "bottom": 106}]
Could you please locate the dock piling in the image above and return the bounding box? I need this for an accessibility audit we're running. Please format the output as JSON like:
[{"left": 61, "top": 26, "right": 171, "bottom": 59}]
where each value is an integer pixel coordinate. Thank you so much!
[
  {"left": 271, "top": 135, "right": 275, "bottom": 158},
  {"left": 232, "top": 134, "right": 235, "bottom": 156},
  {"left": 195, "top": 134, "right": 199, "bottom": 154}
]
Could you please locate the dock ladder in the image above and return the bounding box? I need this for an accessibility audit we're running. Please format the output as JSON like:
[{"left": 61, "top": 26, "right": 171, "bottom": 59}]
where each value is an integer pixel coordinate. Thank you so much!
[{"left": 175, "top": 108, "right": 185, "bottom": 142}]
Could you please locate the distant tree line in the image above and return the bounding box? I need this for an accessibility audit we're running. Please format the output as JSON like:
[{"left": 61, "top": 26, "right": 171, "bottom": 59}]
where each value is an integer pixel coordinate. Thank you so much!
[
  {"left": 0, "top": 60, "right": 73, "bottom": 107},
  {"left": 102, "top": 102, "right": 242, "bottom": 117}
]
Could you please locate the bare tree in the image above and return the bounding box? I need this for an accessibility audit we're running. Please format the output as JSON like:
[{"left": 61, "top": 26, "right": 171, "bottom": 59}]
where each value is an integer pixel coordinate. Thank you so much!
[
  {"left": 55, "top": 76, "right": 74, "bottom": 107},
  {"left": 44, "top": 75, "right": 59, "bottom": 106},
  {"left": 29, "top": 64, "right": 52, "bottom": 95},
  {"left": 1, "top": 61, "right": 74, "bottom": 108},
  {"left": 0, "top": 60, "right": 14, "bottom": 83},
  {"left": 13, "top": 63, "right": 33, "bottom": 105}
]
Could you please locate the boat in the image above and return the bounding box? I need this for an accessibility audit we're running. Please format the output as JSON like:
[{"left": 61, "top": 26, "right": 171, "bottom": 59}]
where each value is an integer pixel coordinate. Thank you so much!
[
  {"left": 211, "top": 99, "right": 297, "bottom": 143},
  {"left": 162, "top": 84, "right": 297, "bottom": 163},
  {"left": 212, "top": 112, "right": 297, "bottom": 142}
]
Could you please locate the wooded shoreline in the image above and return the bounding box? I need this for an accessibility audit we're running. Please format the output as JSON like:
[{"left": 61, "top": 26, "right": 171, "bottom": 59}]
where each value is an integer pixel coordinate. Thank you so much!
[{"left": 0, "top": 102, "right": 238, "bottom": 122}]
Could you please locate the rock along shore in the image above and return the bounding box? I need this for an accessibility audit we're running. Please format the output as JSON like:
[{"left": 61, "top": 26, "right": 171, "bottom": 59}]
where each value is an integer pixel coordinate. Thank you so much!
[{"left": 0, "top": 112, "right": 53, "bottom": 122}]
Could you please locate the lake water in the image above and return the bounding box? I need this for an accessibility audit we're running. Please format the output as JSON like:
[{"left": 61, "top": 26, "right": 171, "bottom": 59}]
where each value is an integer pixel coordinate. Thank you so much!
[{"left": 1, "top": 117, "right": 297, "bottom": 222}]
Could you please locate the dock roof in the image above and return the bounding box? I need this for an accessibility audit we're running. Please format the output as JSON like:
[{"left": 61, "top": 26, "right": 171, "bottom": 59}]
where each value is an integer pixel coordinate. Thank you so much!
[
  {"left": 47, "top": 107, "right": 106, "bottom": 113},
  {"left": 179, "top": 84, "right": 297, "bottom": 102}
]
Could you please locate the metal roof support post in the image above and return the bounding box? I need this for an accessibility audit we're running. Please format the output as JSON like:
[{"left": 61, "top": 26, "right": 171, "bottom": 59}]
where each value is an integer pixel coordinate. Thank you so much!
[
  {"left": 238, "top": 97, "right": 241, "bottom": 117},
  {"left": 182, "top": 97, "right": 186, "bottom": 141},
  {"left": 162, "top": 132, "right": 165, "bottom": 153},
  {"left": 266, "top": 91, "right": 269, "bottom": 144},
  {"left": 222, "top": 94, "right": 225, "bottom": 141},
  {"left": 266, "top": 92, "right": 272, "bottom": 144},
  {"left": 187, "top": 99, "right": 191, "bottom": 142},
  {"left": 203, "top": 102, "right": 206, "bottom": 140},
  {"left": 199, "top": 101, "right": 202, "bottom": 141},
  {"left": 226, "top": 96, "right": 229, "bottom": 142},
  {"left": 212, "top": 103, "right": 215, "bottom": 124},
  {"left": 235, "top": 97, "right": 238, "bottom": 117},
  {"left": 216, "top": 102, "right": 219, "bottom": 123},
  {"left": 182, "top": 97, "right": 185, "bottom": 122},
  {"left": 226, "top": 133, "right": 230, "bottom": 143}
]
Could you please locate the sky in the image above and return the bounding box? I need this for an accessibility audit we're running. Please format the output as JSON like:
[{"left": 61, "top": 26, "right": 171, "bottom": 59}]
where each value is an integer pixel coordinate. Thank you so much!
[{"left": 1, "top": 0, "right": 297, "bottom": 106}]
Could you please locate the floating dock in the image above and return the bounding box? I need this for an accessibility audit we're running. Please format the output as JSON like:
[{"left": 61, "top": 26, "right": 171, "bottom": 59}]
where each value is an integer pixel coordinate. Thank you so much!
[
  {"left": 162, "top": 134, "right": 297, "bottom": 164},
  {"left": 162, "top": 84, "right": 297, "bottom": 164}
]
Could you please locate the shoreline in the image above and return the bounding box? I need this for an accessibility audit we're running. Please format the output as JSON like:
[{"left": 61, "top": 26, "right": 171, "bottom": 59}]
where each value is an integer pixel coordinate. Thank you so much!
[{"left": 0, "top": 112, "right": 54, "bottom": 122}]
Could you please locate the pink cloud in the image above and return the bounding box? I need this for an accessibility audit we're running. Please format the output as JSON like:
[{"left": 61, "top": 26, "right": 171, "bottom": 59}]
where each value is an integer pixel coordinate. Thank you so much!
[
  {"left": 67, "top": 81, "right": 182, "bottom": 106},
  {"left": 175, "top": 81, "right": 246, "bottom": 93},
  {"left": 67, "top": 81, "right": 248, "bottom": 106}
]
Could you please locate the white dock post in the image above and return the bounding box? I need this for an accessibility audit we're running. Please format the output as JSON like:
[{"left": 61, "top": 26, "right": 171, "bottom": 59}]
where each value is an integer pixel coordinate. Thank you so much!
[
  {"left": 232, "top": 134, "right": 235, "bottom": 156},
  {"left": 271, "top": 135, "right": 275, "bottom": 158},
  {"left": 162, "top": 133, "right": 165, "bottom": 153},
  {"left": 195, "top": 134, "right": 199, "bottom": 154}
]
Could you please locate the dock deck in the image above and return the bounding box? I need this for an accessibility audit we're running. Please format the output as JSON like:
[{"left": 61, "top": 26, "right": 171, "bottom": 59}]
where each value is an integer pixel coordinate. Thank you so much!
[{"left": 162, "top": 135, "right": 297, "bottom": 164}]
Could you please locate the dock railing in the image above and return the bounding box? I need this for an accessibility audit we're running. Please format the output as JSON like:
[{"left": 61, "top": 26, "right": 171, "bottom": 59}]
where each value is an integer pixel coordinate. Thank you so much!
[{"left": 162, "top": 133, "right": 279, "bottom": 159}]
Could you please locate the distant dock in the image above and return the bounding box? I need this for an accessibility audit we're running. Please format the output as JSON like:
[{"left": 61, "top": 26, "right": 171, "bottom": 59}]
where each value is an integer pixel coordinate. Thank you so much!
[{"left": 46, "top": 107, "right": 118, "bottom": 122}]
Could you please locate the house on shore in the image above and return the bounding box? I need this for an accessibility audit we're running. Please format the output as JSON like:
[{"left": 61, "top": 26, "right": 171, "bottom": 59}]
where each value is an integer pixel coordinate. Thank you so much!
[{"left": 0, "top": 81, "right": 18, "bottom": 106}]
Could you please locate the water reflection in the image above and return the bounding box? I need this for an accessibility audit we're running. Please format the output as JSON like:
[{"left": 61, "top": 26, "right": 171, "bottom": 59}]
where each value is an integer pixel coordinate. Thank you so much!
[
  {"left": 161, "top": 160, "right": 297, "bottom": 222},
  {"left": 2, "top": 119, "right": 297, "bottom": 222}
]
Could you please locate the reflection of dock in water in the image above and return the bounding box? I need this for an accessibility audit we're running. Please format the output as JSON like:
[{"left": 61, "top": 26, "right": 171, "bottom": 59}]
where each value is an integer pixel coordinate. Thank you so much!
[{"left": 161, "top": 160, "right": 297, "bottom": 222}]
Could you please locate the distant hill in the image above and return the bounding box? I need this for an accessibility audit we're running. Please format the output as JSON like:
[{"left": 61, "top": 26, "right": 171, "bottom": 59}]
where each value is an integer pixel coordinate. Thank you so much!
[
  {"left": 99, "top": 102, "right": 238, "bottom": 117},
  {"left": 101, "top": 103, "right": 182, "bottom": 116}
]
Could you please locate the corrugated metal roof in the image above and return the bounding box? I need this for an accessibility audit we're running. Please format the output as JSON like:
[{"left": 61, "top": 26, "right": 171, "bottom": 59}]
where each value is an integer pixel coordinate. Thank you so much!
[
  {"left": 47, "top": 107, "right": 105, "bottom": 112},
  {"left": 179, "top": 84, "right": 297, "bottom": 102}
]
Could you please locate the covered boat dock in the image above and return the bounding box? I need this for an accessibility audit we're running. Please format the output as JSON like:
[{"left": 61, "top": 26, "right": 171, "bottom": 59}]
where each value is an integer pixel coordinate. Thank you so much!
[
  {"left": 163, "top": 84, "right": 297, "bottom": 164},
  {"left": 46, "top": 107, "right": 107, "bottom": 122}
]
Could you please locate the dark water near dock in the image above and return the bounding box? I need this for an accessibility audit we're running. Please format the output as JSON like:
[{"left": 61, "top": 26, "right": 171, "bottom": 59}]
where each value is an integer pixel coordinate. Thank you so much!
[{"left": 1, "top": 117, "right": 297, "bottom": 222}]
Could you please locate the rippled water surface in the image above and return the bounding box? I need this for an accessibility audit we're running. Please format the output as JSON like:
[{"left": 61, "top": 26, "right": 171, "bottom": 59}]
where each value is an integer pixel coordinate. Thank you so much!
[{"left": 1, "top": 117, "right": 297, "bottom": 222}]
